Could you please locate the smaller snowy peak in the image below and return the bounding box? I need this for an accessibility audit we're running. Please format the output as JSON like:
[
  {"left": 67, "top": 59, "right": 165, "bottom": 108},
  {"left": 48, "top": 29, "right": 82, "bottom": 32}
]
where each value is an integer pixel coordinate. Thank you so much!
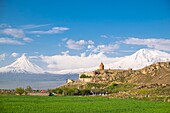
[{"left": 0, "top": 54, "right": 44, "bottom": 74}]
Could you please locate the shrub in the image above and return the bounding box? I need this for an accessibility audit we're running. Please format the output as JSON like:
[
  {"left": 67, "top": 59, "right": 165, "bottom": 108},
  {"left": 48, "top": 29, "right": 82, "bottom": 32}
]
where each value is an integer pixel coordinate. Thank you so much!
[
  {"left": 107, "top": 83, "right": 118, "bottom": 89},
  {"left": 52, "top": 88, "right": 63, "bottom": 94},
  {"left": 25, "top": 86, "right": 32, "bottom": 93},
  {"left": 80, "top": 74, "right": 91, "bottom": 78},
  {"left": 87, "top": 83, "right": 107, "bottom": 88},
  {"left": 63, "top": 88, "right": 81, "bottom": 96},
  {"left": 80, "top": 89, "right": 91, "bottom": 95},
  {"left": 15, "top": 87, "right": 25, "bottom": 95}
]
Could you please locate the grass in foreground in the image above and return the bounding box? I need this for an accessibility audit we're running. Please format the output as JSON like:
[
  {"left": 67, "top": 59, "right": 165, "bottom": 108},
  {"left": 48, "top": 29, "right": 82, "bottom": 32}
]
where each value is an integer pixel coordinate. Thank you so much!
[{"left": 0, "top": 95, "right": 170, "bottom": 113}]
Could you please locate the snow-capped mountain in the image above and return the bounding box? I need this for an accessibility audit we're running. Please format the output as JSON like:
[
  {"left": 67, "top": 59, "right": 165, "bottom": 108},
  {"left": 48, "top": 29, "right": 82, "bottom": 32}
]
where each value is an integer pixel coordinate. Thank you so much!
[
  {"left": 0, "top": 49, "right": 170, "bottom": 74},
  {"left": 48, "top": 49, "right": 170, "bottom": 74},
  {"left": 0, "top": 54, "right": 44, "bottom": 74},
  {"left": 108, "top": 49, "right": 170, "bottom": 69}
]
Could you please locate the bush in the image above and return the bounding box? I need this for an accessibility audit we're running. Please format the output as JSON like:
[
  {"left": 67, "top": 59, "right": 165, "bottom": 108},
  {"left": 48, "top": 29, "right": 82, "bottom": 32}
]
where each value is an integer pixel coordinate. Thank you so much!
[
  {"left": 25, "top": 86, "right": 32, "bottom": 93},
  {"left": 80, "top": 89, "right": 91, "bottom": 95},
  {"left": 106, "top": 83, "right": 118, "bottom": 89},
  {"left": 62, "top": 88, "right": 81, "bottom": 96},
  {"left": 80, "top": 74, "right": 91, "bottom": 78},
  {"left": 52, "top": 88, "right": 63, "bottom": 94},
  {"left": 87, "top": 83, "right": 107, "bottom": 88},
  {"left": 15, "top": 87, "right": 25, "bottom": 95}
]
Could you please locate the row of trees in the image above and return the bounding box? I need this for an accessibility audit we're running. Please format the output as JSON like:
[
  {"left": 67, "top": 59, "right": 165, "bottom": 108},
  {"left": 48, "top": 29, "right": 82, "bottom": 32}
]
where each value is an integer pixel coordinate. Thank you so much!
[
  {"left": 51, "top": 87, "right": 111, "bottom": 96},
  {"left": 15, "top": 86, "right": 32, "bottom": 95},
  {"left": 51, "top": 88, "right": 91, "bottom": 96}
]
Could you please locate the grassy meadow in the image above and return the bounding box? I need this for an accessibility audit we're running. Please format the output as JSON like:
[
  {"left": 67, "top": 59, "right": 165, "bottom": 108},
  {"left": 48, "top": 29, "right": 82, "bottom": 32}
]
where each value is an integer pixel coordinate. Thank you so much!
[{"left": 0, "top": 95, "right": 170, "bottom": 113}]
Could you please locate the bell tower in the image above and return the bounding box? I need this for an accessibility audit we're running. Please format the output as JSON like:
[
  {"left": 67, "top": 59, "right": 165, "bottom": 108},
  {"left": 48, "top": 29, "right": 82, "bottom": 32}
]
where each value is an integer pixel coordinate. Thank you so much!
[{"left": 99, "top": 62, "right": 104, "bottom": 70}]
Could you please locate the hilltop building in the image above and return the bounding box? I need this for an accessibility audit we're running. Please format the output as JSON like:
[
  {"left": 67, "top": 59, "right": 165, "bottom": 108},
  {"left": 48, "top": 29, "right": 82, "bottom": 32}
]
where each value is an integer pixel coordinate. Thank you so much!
[
  {"left": 99, "top": 62, "right": 104, "bottom": 70},
  {"left": 79, "top": 62, "right": 105, "bottom": 82}
]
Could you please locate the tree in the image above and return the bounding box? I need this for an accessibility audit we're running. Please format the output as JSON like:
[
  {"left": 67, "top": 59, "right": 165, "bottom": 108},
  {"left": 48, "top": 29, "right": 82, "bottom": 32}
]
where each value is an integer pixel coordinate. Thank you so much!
[
  {"left": 25, "top": 86, "right": 32, "bottom": 93},
  {"left": 73, "top": 88, "right": 80, "bottom": 95},
  {"left": 15, "top": 87, "right": 25, "bottom": 95},
  {"left": 80, "top": 89, "right": 91, "bottom": 95},
  {"left": 80, "top": 74, "right": 91, "bottom": 78},
  {"left": 53, "top": 88, "right": 63, "bottom": 94}
]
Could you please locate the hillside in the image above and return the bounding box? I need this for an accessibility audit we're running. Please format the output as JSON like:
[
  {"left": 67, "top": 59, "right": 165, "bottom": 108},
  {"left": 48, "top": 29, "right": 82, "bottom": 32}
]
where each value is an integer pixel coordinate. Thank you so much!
[
  {"left": 128, "top": 62, "right": 170, "bottom": 85},
  {"left": 76, "top": 62, "right": 170, "bottom": 85},
  {"left": 58, "top": 62, "right": 170, "bottom": 101}
]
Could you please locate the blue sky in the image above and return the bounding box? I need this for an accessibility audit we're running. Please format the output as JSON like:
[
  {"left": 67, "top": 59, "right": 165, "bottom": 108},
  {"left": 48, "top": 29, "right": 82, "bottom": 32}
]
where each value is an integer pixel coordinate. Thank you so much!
[{"left": 0, "top": 0, "right": 170, "bottom": 66}]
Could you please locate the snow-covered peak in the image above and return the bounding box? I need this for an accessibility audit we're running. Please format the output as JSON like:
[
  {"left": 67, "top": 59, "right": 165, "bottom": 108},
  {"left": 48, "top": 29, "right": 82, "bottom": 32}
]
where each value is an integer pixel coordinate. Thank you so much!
[
  {"left": 0, "top": 54, "right": 44, "bottom": 74},
  {"left": 109, "top": 48, "right": 170, "bottom": 70},
  {"left": 18, "top": 54, "right": 27, "bottom": 60},
  {"left": 131, "top": 48, "right": 170, "bottom": 62},
  {"left": 0, "top": 48, "right": 170, "bottom": 74},
  {"left": 134, "top": 48, "right": 169, "bottom": 57}
]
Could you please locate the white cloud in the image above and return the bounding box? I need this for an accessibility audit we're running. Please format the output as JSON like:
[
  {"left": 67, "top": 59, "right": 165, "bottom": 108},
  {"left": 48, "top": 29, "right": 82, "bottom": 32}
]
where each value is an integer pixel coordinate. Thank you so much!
[
  {"left": 88, "top": 40, "right": 94, "bottom": 45},
  {"left": 0, "top": 28, "right": 25, "bottom": 38},
  {"left": 28, "top": 27, "right": 69, "bottom": 34},
  {"left": 92, "top": 44, "right": 119, "bottom": 53},
  {"left": 100, "top": 35, "right": 108, "bottom": 38},
  {"left": 66, "top": 39, "right": 94, "bottom": 50},
  {"left": 0, "top": 28, "right": 33, "bottom": 42},
  {"left": 40, "top": 52, "right": 116, "bottom": 72},
  {"left": 0, "top": 24, "right": 11, "bottom": 28},
  {"left": 0, "top": 53, "right": 6, "bottom": 61},
  {"left": 87, "top": 45, "right": 95, "bottom": 49},
  {"left": 123, "top": 38, "right": 170, "bottom": 51},
  {"left": 21, "top": 24, "right": 50, "bottom": 29},
  {"left": 61, "top": 50, "right": 69, "bottom": 56},
  {"left": 80, "top": 52, "right": 86, "bottom": 57},
  {"left": 62, "top": 38, "right": 68, "bottom": 42},
  {"left": 23, "top": 37, "right": 33, "bottom": 42},
  {"left": 34, "top": 52, "right": 39, "bottom": 54},
  {"left": 11, "top": 52, "right": 19, "bottom": 58},
  {"left": 0, "top": 38, "right": 24, "bottom": 45}
]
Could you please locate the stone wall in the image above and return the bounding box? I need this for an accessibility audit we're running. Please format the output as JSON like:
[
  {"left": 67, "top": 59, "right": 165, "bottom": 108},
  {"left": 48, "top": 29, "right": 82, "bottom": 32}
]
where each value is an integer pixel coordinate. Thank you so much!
[
  {"left": 79, "top": 71, "right": 96, "bottom": 78},
  {"left": 79, "top": 78, "right": 93, "bottom": 82}
]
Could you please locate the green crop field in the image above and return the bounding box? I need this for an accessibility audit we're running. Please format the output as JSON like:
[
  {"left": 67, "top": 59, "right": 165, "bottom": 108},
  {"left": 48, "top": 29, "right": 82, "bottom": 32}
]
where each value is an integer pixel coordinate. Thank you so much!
[{"left": 0, "top": 96, "right": 170, "bottom": 113}]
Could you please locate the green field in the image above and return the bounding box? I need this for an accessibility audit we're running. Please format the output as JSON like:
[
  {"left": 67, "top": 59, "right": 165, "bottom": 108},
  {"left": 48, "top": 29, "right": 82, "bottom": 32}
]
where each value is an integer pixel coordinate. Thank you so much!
[{"left": 0, "top": 96, "right": 170, "bottom": 113}]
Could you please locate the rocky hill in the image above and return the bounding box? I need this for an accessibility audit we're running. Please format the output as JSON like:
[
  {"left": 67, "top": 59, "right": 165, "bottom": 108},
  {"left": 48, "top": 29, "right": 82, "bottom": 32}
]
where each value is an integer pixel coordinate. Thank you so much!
[
  {"left": 128, "top": 62, "right": 170, "bottom": 85},
  {"left": 58, "top": 62, "right": 170, "bottom": 101},
  {"left": 77, "top": 62, "right": 170, "bottom": 85}
]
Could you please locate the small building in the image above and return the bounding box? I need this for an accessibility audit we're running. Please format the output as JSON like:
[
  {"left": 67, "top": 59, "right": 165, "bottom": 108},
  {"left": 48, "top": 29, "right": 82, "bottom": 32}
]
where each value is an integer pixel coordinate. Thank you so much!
[
  {"left": 66, "top": 79, "right": 74, "bottom": 84},
  {"left": 100, "top": 62, "right": 104, "bottom": 70},
  {"left": 41, "top": 90, "right": 46, "bottom": 93}
]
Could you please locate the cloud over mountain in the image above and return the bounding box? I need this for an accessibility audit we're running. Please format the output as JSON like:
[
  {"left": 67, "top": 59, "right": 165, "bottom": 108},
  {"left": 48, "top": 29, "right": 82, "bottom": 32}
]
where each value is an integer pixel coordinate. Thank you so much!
[
  {"left": 0, "top": 49, "right": 170, "bottom": 74},
  {"left": 123, "top": 38, "right": 170, "bottom": 51},
  {"left": 40, "top": 49, "right": 170, "bottom": 74}
]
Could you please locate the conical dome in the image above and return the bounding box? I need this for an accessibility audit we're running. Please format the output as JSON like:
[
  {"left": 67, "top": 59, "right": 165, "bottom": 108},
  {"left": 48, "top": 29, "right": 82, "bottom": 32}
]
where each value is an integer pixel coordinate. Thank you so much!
[{"left": 99, "top": 62, "right": 104, "bottom": 70}]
